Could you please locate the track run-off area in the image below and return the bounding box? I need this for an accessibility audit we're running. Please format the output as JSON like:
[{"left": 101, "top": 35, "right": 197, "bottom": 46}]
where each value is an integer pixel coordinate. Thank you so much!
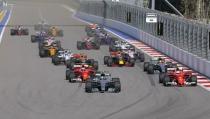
[{"left": 0, "top": 1, "right": 210, "bottom": 119}]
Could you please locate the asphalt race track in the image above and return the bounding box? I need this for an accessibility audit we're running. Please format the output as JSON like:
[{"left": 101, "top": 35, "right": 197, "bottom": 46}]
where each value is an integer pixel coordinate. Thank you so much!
[{"left": 0, "top": 1, "right": 210, "bottom": 119}]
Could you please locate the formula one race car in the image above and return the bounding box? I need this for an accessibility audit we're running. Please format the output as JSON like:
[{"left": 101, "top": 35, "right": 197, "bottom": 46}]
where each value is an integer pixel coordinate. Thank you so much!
[
  {"left": 104, "top": 51, "right": 135, "bottom": 67},
  {"left": 51, "top": 49, "right": 72, "bottom": 65},
  {"left": 10, "top": 26, "right": 29, "bottom": 36},
  {"left": 85, "top": 24, "right": 106, "bottom": 37},
  {"left": 39, "top": 39, "right": 62, "bottom": 58},
  {"left": 34, "top": 22, "right": 63, "bottom": 37},
  {"left": 123, "top": 49, "right": 145, "bottom": 62},
  {"left": 109, "top": 40, "right": 135, "bottom": 52},
  {"left": 66, "top": 64, "right": 96, "bottom": 83},
  {"left": 31, "top": 31, "right": 48, "bottom": 43},
  {"left": 159, "top": 67, "right": 197, "bottom": 86},
  {"left": 34, "top": 21, "right": 50, "bottom": 31},
  {"left": 77, "top": 37, "right": 100, "bottom": 50},
  {"left": 47, "top": 26, "right": 63, "bottom": 37},
  {"left": 85, "top": 24, "right": 98, "bottom": 33},
  {"left": 95, "top": 33, "right": 117, "bottom": 45},
  {"left": 66, "top": 53, "right": 98, "bottom": 70},
  {"left": 85, "top": 71, "right": 121, "bottom": 93},
  {"left": 143, "top": 57, "right": 177, "bottom": 74},
  {"left": 39, "top": 37, "right": 61, "bottom": 50},
  {"left": 39, "top": 45, "right": 61, "bottom": 58}
]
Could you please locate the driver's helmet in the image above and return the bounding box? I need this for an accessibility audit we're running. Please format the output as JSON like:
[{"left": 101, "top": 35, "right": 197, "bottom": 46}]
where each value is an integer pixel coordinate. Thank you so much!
[
  {"left": 40, "top": 31, "right": 46, "bottom": 36},
  {"left": 157, "top": 57, "right": 164, "bottom": 63},
  {"left": 47, "top": 37, "right": 54, "bottom": 41},
  {"left": 51, "top": 26, "right": 56, "bottom": 29},
  {"left": 36, "top": 31, "right": 39, "bottom": 34},
  {"left": 41, "top": 20, "right": 45, "bottom": 24},
  {"left": 177, "top": 67, "right": 183, "bottom": 71},
  {"left": 80, "top": 53, "right": 87, "bottom": 60},
  {"left": 17, "top": 25, "right": 22, "bottom": 30},
  {"left": 81, "top": 64, "right": 88, "bottom": 68},
  {"left": 81, "top": 67, "right": 85, "bottom": 71},
  {"left": 86, "top": 37, "right": 91, "bottom": 42},
  {"left": 100, "top": 73, "right": 106, "bottom": 80},
  {"left": 64, "top": 50, "right": 68, "bottom": 54}
]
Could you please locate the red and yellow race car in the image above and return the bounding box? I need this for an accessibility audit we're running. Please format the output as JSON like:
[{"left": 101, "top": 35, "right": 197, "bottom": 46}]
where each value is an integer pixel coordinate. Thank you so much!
[{"left": 159, "top": 67, "right": 197, "bottom": 87}]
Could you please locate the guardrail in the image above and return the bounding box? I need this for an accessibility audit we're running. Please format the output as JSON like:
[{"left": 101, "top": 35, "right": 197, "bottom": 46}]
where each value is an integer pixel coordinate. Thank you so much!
[{"left": 76, "top": 1, "right": 210, "bottom": 78}]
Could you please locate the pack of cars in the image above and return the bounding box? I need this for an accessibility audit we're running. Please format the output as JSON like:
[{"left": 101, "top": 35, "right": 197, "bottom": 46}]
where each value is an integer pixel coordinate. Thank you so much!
[{"left": 11, "top": 21, "right": 196, "bottom": 95}]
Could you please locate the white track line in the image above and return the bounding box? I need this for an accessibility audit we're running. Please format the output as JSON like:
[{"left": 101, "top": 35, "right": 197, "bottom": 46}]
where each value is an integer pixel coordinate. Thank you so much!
[{"left": 0, "top": 6, "right": 13, "bottom": 44}]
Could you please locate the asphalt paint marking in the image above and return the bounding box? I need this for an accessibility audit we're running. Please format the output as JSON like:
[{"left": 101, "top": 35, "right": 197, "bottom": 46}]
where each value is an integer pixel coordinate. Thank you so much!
[
  {"left": 0, "top": 6, "right": 13, "bottom": 44},
  {"left": 61, "top": 4, "right": 75, "bottom": 13},
  {"left": 38, "top": 8, "right": 46, "bottom": 23}
]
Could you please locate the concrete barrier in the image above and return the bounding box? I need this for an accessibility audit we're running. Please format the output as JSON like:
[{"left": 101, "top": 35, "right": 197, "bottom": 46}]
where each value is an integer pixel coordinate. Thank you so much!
[{"left": 76, "top": 11, "right": 210, "bottom": 78}]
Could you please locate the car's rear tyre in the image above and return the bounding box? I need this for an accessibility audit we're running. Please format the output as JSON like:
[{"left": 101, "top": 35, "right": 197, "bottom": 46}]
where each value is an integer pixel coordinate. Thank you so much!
[
  {"left": 86, "top": 59, "right": 94, "bottom": 66},
  {"left": 68, "top": 61, "right": 75, "bottom": 70},
  {"left": 104, "top": 56, "right": 109, "bottom": 65},
  {"left": 31, "top": 35, "right": 36, "bottom": 43},
  {"left": 159, "top": 72, "right": 166, "bottom": 83},
  {"left": 113, "top": 78, "right": 121, "bottom": 93},
  {"left": 66, "top": 70, "right": 70, "bottom": 80},
  {"left": 190, "top": 76, "right": 197, "bottom": 86},
  {"left": 109, "top": 45, "right": 115, "bottom": 52},
  {"left": 39, "top": 49, "right": 46, "bottom": 58},
  {"left": 52, "top": 56, "right": 60, "bottom": 65},
  {"left": 163, "top": 76, "right": 170, "bottom": 86},
  {"left": 138, "top": 52, "right": 145, "bottom": 62},
  {"left": 129, "top": 58, "right": 135, "bottom": 67},
  {"left": 107, "top": 58, "right": 113, "bottom": 67},
  {"left": 95, "top": 42, "right": 100, "bottom": 50},
  {"left": 93, "top": 61, "right": 99, "bottom": 70},
  {"left": 147, "top": 64, "right": 154, "bottom": 74},
  {"left": 24, "top": 29, "right": 29, "bottom": 35},
  {"left": 68, "top": 71, "right": 75, "bottom": 83},
  {"left": 77, "top": 41, "right": 83, "bottom": 50},
  {"left": 85, "top": 80, "right": 92, "bottom": 93},
  {"left": 10, "top": 29, "right": 15, "bottom": 36},
  {"left": 143, "top": 62, "right": 149, "bottom": 72}
]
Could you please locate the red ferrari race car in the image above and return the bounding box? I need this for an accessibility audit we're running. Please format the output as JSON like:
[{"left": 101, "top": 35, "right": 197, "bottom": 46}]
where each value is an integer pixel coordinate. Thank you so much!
[
  {"left": 77, "top": 37, "right": 100, "bottom": 50},
  {"left": 66, "top": 64, "right": 96, "bottom": 83},
  {"left": 104, "top": 51, "right": 135, "bottom": 67},
  {"left": 159, "top": 67, "right": 197, "bottom": 87},
  {"left": 10, "top": 26, "right": 29, "bottom": 36},
  {"left": 66, "top": 53, "right": 98, "bottom": 70}
]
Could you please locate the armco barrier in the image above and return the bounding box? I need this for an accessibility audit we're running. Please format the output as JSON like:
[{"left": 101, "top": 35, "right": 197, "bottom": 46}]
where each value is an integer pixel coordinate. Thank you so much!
[{"left": 76, "top": 11, "right": 210, "bottom": 78}]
